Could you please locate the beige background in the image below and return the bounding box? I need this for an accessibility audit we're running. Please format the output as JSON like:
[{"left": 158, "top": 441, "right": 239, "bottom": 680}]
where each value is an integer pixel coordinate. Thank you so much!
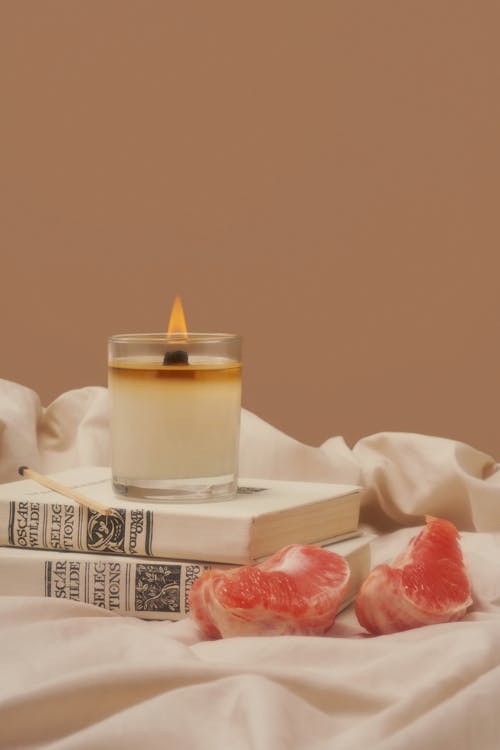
[{"left": 1, "top": 1, "right": 498, "bottom": 456}]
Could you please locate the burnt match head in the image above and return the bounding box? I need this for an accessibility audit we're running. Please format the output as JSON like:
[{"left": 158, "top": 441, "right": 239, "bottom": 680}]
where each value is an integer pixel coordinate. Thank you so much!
[
  {"left": 18, "top": 466, "right": 28, "bottom": 476},
  {"left": 163, "top": 349, "right": 189, "bottom": 365}
]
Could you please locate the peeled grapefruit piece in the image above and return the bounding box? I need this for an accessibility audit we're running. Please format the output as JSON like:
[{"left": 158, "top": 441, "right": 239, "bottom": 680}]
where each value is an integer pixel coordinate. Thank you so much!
[
  {"left": 189, "top": 544, "right": 350, "bottom": 638},
  {"left": 355, "top": 516, "right": 472, "bottom": 635}
]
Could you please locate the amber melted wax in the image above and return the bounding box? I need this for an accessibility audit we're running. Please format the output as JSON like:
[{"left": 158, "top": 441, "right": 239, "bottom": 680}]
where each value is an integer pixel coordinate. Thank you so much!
[{"left": 109, "top": 361, "right": 241, "bottom": 384}]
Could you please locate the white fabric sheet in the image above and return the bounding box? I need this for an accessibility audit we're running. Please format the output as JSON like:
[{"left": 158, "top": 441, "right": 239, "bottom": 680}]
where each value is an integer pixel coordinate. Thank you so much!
[{"left": 1, "top": 379, "right": 500, "bottom": 749}]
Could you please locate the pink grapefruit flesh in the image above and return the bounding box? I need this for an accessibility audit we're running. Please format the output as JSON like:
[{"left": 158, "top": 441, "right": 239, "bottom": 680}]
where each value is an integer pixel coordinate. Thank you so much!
[
  {"left": 189, "top": 544, "right": 350, "bottom": 638},
  {"left": 355, "top": 516, "right": 472, "bottom": 635}
]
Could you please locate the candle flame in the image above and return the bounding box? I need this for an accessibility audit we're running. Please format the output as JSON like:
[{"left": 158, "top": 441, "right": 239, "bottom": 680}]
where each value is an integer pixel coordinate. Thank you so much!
[{"left": 167, "top": 295, "right": 188, "bottom": 337}]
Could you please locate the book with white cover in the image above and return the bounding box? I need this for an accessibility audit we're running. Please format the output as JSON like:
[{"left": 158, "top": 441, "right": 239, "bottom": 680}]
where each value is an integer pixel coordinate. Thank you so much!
[
  {"left": 0, "top": 466, "right": 362, "bottom": 564},
  {"left": 0, "top": 535, "right": 372, "bottom": 620}
]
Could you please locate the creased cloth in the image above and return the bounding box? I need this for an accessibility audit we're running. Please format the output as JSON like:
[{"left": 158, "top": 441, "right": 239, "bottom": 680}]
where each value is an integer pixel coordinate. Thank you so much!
[{"left": 1, "top": 378, "right": 500, "bottom": 750}]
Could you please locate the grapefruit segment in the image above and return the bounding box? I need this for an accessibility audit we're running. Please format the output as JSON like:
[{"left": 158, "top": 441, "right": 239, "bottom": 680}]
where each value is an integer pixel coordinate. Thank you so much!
[
  {"left": 189, "top": 544, "right": 350, "bottom": 638},
  {"left": 355, "top": 516, "right": 472, "bottom": 635}
]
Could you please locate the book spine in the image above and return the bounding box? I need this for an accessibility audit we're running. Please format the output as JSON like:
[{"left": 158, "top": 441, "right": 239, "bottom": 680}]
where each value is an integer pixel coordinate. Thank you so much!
[
  {"left": 3, "top": 498, "right": 251, "bottom": 563},
  {"left": 0, "top": 540, "right": 370, "bottom": 620},
  {"left": 5, "top": 500, "right": 155, "bottom": 557},
  {"left": 5, "top": 551, "right": 227, "bottom": 620}
]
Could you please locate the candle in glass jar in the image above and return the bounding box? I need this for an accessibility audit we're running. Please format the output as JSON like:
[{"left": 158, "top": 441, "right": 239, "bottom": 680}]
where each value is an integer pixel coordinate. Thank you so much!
[{"left": 108, "top": 300, "right": 242, "bottom": 503}]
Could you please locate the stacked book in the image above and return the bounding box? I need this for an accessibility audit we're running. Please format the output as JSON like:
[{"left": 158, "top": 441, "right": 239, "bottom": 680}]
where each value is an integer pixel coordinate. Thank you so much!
[{"left": 0, "top": 466, "right": 370, "bottom": 621}]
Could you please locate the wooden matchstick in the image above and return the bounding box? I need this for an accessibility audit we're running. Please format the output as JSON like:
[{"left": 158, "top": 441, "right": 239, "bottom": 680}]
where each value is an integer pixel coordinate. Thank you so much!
[{"left": 18, "top": 466, "right": 112, "bottom": 516}]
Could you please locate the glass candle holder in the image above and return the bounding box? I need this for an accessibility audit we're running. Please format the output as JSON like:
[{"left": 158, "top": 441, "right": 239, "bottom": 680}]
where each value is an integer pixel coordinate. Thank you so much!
[{"left": 108, "top": 333, "right": 242, "bottom": 502}]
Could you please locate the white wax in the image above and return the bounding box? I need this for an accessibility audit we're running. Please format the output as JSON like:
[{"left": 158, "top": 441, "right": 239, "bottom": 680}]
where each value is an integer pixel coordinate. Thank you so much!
[{"left": 109, "top": 358, "right": 241, "bottom": 481}]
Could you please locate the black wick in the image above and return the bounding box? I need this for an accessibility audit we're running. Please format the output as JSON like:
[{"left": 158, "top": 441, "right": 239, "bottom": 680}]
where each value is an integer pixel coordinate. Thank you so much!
[{"left": 163, "top": 350, "right": 189, "bottom": 365}]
